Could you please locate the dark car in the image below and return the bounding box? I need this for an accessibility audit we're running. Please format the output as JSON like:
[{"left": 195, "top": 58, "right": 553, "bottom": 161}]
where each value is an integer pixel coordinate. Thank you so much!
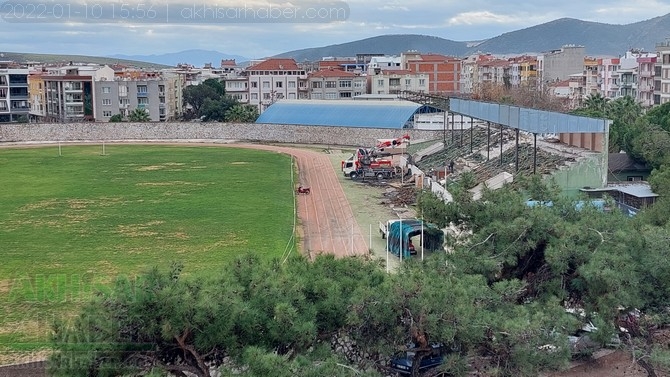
[{"left": 390, "top": 343, "right": 444, "bottom": 375}]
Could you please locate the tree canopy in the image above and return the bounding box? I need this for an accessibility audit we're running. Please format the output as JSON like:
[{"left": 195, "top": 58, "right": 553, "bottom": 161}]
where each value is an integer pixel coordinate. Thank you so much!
[{"left": 182, "top": 79, "right": 258, "bottom": 122}]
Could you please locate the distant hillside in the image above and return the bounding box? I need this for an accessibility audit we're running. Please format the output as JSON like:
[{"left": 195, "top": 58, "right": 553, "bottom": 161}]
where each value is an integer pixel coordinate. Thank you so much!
[
  {"left": 0, "top": 51, "right": 168, "bottom": 69},
  {"left": 475, "top": 14, "right": 670, "bottom": 55},
  {"left": 274, "top": 34, "right": 470, "bottom": 61},
  {"left": 108, "top": 50, "right": 249, "bottom": 67},
  {"left": 274, "top": 14, "right": 670, "bottom": 61}
]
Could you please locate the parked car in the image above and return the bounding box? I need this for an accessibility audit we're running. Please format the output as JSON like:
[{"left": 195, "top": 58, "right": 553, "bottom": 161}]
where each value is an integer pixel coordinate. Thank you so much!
[{"left": 390, "top": 343, "right": 444, "bottom": 375}]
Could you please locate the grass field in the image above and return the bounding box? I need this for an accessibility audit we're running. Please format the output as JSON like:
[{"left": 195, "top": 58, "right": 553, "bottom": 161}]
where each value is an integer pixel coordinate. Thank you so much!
[{"left": 0, "top": 144, "right": 296, "bottom": 354}]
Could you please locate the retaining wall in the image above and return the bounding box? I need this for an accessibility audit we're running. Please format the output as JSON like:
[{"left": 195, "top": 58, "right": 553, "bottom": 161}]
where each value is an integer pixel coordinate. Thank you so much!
[{"left": 0, "top": 123, "right": 446, "bottom": 147}]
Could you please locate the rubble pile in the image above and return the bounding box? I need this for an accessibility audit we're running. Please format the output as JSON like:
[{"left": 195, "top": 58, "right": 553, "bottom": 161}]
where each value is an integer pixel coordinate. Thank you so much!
[{"left": 381, "top": 186, "right": 417, "bottom": 206}]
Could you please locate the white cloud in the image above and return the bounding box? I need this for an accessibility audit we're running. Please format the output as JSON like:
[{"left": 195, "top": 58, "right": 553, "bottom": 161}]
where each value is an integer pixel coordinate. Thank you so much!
[
  {"left": 378, "top": 5, "right": 410, "bottom": 11},
  {"left": 447, "top": 11, "right": 546, "bottom": 26}
]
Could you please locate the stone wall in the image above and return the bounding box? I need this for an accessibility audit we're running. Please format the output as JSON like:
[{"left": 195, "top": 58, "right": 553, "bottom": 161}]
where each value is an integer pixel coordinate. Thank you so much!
[{"left": 0, "top": 123, "right": 447, "bottom": 147}]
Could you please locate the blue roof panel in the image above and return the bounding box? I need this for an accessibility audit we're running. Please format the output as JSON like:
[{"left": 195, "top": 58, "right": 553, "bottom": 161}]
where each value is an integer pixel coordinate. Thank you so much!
[{"left": 255, "top": 100, "right": 422, "bottom": 129}]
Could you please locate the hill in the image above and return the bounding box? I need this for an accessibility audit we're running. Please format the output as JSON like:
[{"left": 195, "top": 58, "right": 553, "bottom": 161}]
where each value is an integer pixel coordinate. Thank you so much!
[
  {"left": 0, "top": 51, "right": 169, "bottom": 69},
  {"left": 475, "top": 14, "right": 670, "bottom": 55},
  {"left": 274, "top": 14, "right": 670, "bottom": 60},
  {"left": 108, "top": 49, "right": 249, "bottom": 67},
  {"left": 274, "top": 34, "right": 469, "bottom": 61}
]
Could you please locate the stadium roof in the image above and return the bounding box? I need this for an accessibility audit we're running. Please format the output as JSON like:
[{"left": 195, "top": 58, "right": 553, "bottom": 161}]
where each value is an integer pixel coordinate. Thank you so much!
[{"left": 255, "top": 100, "right": 423, "bottom": 128}]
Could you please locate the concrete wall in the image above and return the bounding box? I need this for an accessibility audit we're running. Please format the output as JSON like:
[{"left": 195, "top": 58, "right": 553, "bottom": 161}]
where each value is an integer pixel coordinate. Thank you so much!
[
  {"left": 549, "top": 153, "right": 607, "bottom": 198},
  {"left": 0, "top": 122, "right": 445, "bottom": 147}
]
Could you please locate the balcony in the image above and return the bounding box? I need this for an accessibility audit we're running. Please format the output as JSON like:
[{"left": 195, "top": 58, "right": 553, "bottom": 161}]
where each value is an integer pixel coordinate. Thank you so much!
[
  {"left": 137, "top": 91, "right": 148, "bottom": 97},
  {"left": 138, "top": 103, "right": 147, "bottom": 109},
  {"left": 639, "top": 70, "right": 653, "bottom": 78}
]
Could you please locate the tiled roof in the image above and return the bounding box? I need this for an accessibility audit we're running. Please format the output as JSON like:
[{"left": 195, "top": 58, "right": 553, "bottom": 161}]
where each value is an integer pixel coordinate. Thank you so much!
[
  {"left": 418, "top": 54, "right": 459, "bottom": 61},
  {"left": 247, "top": 58, "right": 300, "bottom": 71}
]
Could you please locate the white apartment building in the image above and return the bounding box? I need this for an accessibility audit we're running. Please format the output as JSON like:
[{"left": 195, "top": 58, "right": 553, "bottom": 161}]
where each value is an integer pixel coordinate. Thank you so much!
[
  {"left": 656, "top": 39, "right": 670, "bottom": 105},
  {"left": 369, "top": 70, "right": 429, "bottom": 94},
  {"left": 245, "top": 58, "right": 307, "bottom": 112},
  {"left": 637, "top": 56, "right": 656, "bottom": 107},
  {"left": 367, "top": 56, "right": 403, "bottom": 75},
  {"left": 308, "top": 70, "right": 366, "bottom": 99},
  {"left": 41, "top": 65, "right": 115, "bottom": 122}
]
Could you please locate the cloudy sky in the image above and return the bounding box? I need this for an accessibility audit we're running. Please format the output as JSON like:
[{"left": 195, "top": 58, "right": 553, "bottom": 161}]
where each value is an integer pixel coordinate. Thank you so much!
[{"left": 0, "top": 0, "right": 668, "bottom": 59}]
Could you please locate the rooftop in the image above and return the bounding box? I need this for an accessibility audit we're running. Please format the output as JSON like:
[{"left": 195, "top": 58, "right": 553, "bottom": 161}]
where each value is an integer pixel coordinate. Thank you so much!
[
  {"left": 246, "top": 58, "right": 300, "bottom": 71},
  {"left": 256, "top": 99, "right": 423, "bottom": 128}
]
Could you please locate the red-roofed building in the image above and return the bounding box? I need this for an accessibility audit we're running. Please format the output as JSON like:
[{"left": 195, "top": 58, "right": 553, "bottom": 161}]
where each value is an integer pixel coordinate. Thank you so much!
[
  {"left": 307, "top": 69, "right": 366, "bottom": 99},
  {"left": 402, "top": 52, "right": 461, "bottom": 94},
  {"left": 244, "top": 58, "right": 307, "bottom": 111}
]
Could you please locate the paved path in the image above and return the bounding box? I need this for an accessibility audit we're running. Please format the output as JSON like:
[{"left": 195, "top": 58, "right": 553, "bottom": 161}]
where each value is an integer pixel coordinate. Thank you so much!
[{"left": 228, "top": 143, "right": 369, "bottom": 258}]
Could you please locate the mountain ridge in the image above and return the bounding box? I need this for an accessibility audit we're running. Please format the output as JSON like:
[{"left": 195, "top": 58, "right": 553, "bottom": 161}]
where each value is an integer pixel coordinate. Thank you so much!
[{"left": 275, "top": 13, "right": 670, "bottom": 61}]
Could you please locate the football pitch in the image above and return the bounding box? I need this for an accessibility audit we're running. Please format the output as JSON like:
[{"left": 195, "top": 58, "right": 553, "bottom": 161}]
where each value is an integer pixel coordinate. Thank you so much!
[{"left": 0, "top": 144, "right": 296, "bottom": 353}]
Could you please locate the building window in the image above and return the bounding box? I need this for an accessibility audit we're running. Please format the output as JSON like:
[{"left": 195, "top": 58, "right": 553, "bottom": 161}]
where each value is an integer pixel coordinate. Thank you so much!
[
  {"left": 288, "top": 81, "right": 296, "bottom": 88},
  {"left": 311, "top": 93, "right": 322, "bottom": 99},
  {"left": 405, "top": 79, "right": 411, "bottom": 86},
  {"left": 102, "top": 99, "right": 112, "bottom": 106},
  {"left": 288, "top": 93, "right": 296, "bottom": 99},
  {"left": 250, "top": 93, "right": 258, "bottom": 100},
  {"left": 377, "top": 79, "right": 384, "bottom": 87},
  {"left": 102, "top": 87, "right": 111, "bottom": 93},
  {"left": 103, "top": 111, "right": 112, "bottom": 117},
  {"left": 312, "top": 81, "right": 322, "bottom": 89},
  {"left": 339, "top": 92, "right": 352, "bottom": 98},
  {"left": 138, "top": 97, "right": 149, "bottom": 105},
  {"left": 419, "top": 79, "right": 426, "bottom": 86},
  {"left": 119, "top": 86, "right": 127, "bottom": 96},
  {"left": 276, "top": 81, "right": 283, "bottom": 88},
  {"left": 250, "top": 82, "right": 258, "bottom": 88},
  {"left": 354, "top": 92, "right": 362, "bottom": 96},
  {"left": 263, "top": 93, "right": 270, "bottom": 99},
  {"left": 325, "top": 92, "right": 337, "bottom": 99},
  {"left": 339, "top": 80, "right": 352, "bottom": 88},
  {"left": 325, "top": 81, "right": 336, "bottom": 88},
  {"left": 262, "top": 81, "right": 270, "bottom": 88}
]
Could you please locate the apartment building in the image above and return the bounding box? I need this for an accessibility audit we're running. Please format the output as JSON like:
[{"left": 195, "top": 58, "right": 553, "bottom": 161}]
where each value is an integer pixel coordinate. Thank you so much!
[
  {"left": 367, "top": 56, "right": 403, "bottom": 75},
  {"left": 512, "top": 56, "right": 539, "bottom": 87},
  {"left": 459, "top": 55, "right": 478, "bottom": 94},
  {"left": 41, "top": 65, "right": 115, "bottom": 122},
  {"left": 402, "top": 52, "right": 461, "bottom": 94},
  {"left": 583, "top": 58, "right": 600, "bottom": 97},
  {"left": 28, "top": 73, "right": 45, "bottom": 120},
  {"left": 655, "top": 39, "right": 670, "bottom": 105},
  {"left": 94, "top": 72, "right": 181, "bottom": 122},
  {"left": 597, "top": 58, "right": 620, "bottom": 99},
  {"left": 478, "top": 59, "right": 511, "bottom": 87},
  {"left": 0, "top": 62, "right": 30, "bottom": 122},
  {"left": 539, "top": 45, "right": 585, "bottom": 85},
  {"left": 308, "top": 70, "right": 366, "bottom": 99},
  {"left": 245, "top": 58, "right": 307, "bottom": 112},
  {"left": 369, "top": 69, "right": 429, "bottom": 95},
  {"left": 637, "top": 56, "right": 656, "bottom": 107},
  {"left": 224, "top": 75, "right": 250, "bottom": 102}
]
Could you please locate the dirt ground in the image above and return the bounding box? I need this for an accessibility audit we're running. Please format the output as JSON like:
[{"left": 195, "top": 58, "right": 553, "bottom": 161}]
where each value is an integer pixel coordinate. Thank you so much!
[{"left": 546, "top": 350, "right": 655, "bottom": 377}]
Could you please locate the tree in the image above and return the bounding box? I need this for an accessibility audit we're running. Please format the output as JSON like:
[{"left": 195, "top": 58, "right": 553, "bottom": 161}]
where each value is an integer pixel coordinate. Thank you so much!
[
  {"left": 645, "top": 101, "right": 670, "bottom": 132},
  {"left": 128, "top": 108, "right": 151, "bottom": 122},
  {"left": 200, "top": 96, "right": 237, "bottom": 122},
  {"left": 183, "top": 84, "right": 219, "bottom": 117},
  {"left": 108, "top": 114, "right": 124, "bottom": 122},
  {"left": 225, "top": 104, "right": 259, "bottom": 122},
  {"left": 583, "top": 93, "right": 609, "bottom": 114},
  {"left": 606, "top": 96, "right": 643, "bottom": 153}
]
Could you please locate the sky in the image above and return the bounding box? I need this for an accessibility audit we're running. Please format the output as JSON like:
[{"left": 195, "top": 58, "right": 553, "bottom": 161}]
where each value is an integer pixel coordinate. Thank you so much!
[{"left": 0, "top": 0, "right": 669, "bottom": 59}]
